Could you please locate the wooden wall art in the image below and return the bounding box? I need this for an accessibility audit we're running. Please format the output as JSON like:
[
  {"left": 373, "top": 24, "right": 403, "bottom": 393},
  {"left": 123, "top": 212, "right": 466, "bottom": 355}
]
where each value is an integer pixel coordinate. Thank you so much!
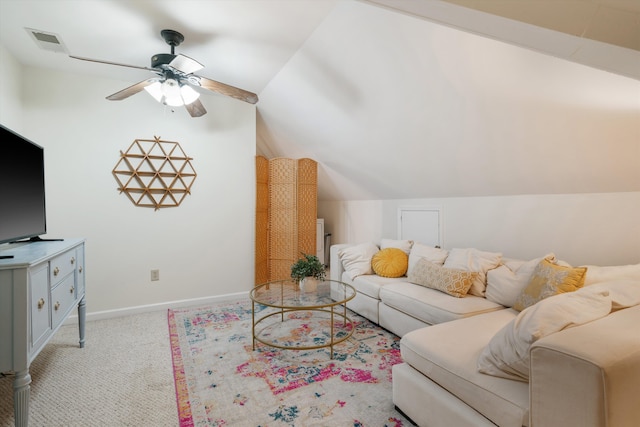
[{"left": 113, "top": 136, "right": 197, "bottom": 210}]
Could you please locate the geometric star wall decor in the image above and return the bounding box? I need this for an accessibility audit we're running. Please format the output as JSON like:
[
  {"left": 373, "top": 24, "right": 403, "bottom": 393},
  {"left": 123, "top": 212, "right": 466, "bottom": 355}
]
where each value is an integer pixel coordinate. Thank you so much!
[{"left": 112, "top": 136, "right": 197, "bottom": 210}]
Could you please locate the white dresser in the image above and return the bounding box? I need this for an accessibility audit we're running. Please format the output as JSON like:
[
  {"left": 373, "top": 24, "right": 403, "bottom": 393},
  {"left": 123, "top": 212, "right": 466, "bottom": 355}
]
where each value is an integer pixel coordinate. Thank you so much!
[{"left": 0, "top": 238, "right": 86, "bottom": 427}]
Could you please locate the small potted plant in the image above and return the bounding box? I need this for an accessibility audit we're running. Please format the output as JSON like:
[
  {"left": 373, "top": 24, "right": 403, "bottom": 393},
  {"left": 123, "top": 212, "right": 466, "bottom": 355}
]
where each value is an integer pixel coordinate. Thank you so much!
[{"left": 291, "top": 253, "right": 326, "bottom": 291}]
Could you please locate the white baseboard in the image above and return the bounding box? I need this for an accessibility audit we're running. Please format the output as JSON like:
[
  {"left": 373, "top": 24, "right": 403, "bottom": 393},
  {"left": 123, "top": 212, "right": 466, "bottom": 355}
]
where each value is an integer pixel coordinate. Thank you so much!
[{"left": 63, "top": 291, "right": 249, "bottom": 325}]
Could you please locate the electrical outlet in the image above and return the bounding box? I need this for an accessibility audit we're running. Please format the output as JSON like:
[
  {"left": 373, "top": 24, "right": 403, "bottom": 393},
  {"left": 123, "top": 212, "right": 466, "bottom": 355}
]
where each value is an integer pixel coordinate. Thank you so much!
[{"left": 151, "top": 269, "right": 160, "bottom": 281}]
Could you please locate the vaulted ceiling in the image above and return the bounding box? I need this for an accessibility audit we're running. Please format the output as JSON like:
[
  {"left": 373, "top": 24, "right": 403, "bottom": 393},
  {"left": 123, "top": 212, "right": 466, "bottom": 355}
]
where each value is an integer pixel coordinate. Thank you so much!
[
  {"left": 256, "top": 0, "right": 640, "bottom": 200},
  {"left": 377, "top": 0, "right": 640, "bottom": 80},
  {"left": 1, "top": 1, "right": 638, "bottom": 86},
  {"left": 1, "top": 0, "right": 639, "bottom": 201}
]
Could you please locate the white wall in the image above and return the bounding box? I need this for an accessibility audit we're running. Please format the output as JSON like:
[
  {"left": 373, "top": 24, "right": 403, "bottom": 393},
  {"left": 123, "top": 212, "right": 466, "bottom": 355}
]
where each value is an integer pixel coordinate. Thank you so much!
[
  {"left": 319, "top": 192, "right": 640, "bottom": 266},
  {"left": 0, "top": 53, "right": 257, "bottom": 315},
  {"left": 0, "top": 43, "right": 23, "bottom": 130}
]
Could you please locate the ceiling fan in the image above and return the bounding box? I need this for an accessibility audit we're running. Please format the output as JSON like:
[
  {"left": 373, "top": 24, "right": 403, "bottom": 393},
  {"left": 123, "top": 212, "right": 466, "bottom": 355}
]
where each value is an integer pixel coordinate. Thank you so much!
[{"left": 70, "top": 29, "right": 258, "bottom": 117}]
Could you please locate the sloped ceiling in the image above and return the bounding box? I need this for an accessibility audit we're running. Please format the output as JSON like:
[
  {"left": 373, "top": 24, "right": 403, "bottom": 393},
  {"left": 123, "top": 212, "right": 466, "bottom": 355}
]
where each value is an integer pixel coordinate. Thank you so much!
[
  {"left": 442, "top": 0, "right": 640, "bottom": 52},
  {"left": 0, "top": 0, "right": 638, "bottom": 202},
  {"left": 257, "top": 0, "right": 640, "bottom": 201},
  {"left": 374, "top": 0, "right": 640, "bottom": 80}
]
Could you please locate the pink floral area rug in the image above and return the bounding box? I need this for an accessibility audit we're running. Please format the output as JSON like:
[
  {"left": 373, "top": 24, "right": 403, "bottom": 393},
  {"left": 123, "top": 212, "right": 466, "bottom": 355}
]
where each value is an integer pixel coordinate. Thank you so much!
[{"left": 168, "top": 299, "right": 411, "bottom": 426}]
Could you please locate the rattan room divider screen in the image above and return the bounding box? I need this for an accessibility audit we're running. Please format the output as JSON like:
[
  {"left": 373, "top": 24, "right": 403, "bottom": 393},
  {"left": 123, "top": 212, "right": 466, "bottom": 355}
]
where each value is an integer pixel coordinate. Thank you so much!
[{"left": 255, "top": 156, "right": 317, "bottom": 285}]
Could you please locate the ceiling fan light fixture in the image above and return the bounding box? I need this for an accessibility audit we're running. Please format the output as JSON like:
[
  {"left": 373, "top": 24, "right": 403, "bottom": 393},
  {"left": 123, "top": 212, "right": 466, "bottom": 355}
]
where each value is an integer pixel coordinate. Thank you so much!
[
  {"left": 144, "top": 81, "right": 163, "bottom": 103},
  {"left": 161, "top": 78, "right": 183, "bottom": 106},
  {"left": 180, "top": 85, "right": 200, "bottom": 105},
  {"left": 144, "top": 79, "right": 199, "bottom": 107},
  {"left": 72, "top": 29, "right": 258, "bottom": 117}
]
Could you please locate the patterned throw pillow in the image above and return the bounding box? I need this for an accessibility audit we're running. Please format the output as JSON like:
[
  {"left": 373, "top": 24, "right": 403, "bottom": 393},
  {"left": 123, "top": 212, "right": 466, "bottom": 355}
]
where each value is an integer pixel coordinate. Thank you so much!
[
  {"left": 407, "top": 242, "right": 449, "bottom": 276},
  {"left": 408, "top": 258, "right": 478, "bottom": 298},
  {"left": 371, "top": 248, "right": 409, "bottom": 278},
  {"left": 443, "top": 247, "right": 502, "bottom": 297},
  {"left": 513, "top": 259, "right": 588, "bottom": 311}
]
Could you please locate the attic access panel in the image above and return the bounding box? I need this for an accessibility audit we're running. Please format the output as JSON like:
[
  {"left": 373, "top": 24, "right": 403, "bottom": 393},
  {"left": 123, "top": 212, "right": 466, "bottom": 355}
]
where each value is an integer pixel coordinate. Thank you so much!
[{"left": 398, "top": 207, "right": 442, "bottom": 248}]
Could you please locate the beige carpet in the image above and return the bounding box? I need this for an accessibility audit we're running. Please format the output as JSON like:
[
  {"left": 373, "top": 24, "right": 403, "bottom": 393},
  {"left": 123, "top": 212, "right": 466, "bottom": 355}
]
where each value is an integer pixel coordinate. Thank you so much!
[{"left": 0, "top": 310, "right": 178, "bottom": 426}]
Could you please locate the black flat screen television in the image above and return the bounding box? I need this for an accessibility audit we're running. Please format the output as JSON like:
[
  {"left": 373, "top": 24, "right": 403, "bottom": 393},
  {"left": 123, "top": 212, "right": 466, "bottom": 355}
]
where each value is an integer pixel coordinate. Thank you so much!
[{"left": 0, "top": 124, "right": 47, "bottom": 244}]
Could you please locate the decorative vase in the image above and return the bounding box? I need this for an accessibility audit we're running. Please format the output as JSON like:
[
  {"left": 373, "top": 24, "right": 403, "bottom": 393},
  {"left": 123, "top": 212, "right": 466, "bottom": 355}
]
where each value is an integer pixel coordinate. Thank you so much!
[{"left": 300, "top": 277, "right": 319, "bottom": 292}]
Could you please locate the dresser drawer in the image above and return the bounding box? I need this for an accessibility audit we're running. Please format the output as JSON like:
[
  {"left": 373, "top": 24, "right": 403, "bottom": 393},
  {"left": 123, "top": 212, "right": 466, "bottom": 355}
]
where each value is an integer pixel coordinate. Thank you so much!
[
  {"left": 30, "top": 263, "right": 51, "bottom": 350},
  {"left": 50, "top": 250, "right": 77, "bottom": 285},
  {"left": 51, "top": 274, "right": 77, "bottom": 327}
]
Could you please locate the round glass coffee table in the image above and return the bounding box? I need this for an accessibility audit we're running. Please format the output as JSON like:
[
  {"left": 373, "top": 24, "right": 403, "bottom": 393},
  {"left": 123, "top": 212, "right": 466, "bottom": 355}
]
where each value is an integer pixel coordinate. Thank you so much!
[{"left": 249, "top": 279, "right": 356, "bottom": 359}]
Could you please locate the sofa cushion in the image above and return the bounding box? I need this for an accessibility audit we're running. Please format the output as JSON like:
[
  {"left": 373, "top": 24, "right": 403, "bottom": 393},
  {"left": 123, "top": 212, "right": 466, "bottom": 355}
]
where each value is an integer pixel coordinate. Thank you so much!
[
  {"left": 401, "top": 309, "right": 529, "bottom": 427},
  {"left": 443, "top": 248, "right": 502, "bottom": 297},
  {"left": 513, "top": 259, "right": 587, "bottom": 311},
  {"left": 338, "top": 242, "right": 379, "bottom": 280},
  {"left": 379, "top": 281, "right": 505, "bottom": 325},
  {"left": 372, "top": 247, "right": 408, "bottom": 278},
  {"left": 344, "top": 272, "right": 405, "bottom": 300},
  {"left": 485, "top": 254, "right": 556, "bottom": 308},
  {"left": 407, "top": 242, "right": 449, "bottom": 276},
  {"left": 478, "top": 286, "right": 612, "bottom": 382},
  {"left": 408, "top": 259, "right": 477, "bottom": 298}
]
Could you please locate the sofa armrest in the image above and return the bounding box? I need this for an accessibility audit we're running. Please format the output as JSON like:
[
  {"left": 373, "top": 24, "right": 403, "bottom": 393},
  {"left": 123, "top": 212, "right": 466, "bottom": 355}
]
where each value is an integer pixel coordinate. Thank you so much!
[
  {"left": 529, "top": 305, "right": 640, "bottom": 427},
  {"left": 330, "top": 243, "right": 353, "bottom": 282}
]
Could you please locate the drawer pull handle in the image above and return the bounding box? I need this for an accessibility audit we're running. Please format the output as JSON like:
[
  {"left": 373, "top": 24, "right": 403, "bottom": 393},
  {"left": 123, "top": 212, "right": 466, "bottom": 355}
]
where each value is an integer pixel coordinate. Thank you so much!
[
  {"left": 54, "top": 301, "right": 60, "bottom": 311},
  {"left": 70, "top": 286, "right": 75, "bottom": 294},
  {"left": 70, "top": 257, "right": 75, "bottom": 265},
  {"left": 79, "top": 266, "right": 83, "bottom": 273},
  {"left": 37, "top": 298, "right": 45, "bottom": 310},
  {"left": 53, "top": 267, "right": 60, "bottom": 276}
]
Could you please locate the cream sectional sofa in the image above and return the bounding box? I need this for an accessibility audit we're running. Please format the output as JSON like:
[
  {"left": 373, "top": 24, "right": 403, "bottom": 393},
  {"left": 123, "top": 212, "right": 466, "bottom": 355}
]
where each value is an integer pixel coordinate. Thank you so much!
[
  {"left": 330, "top": 241, "right": 640, "bottom": 427},
  {"left": 330, "top": 241, "right": 508, "bottom": 336}
]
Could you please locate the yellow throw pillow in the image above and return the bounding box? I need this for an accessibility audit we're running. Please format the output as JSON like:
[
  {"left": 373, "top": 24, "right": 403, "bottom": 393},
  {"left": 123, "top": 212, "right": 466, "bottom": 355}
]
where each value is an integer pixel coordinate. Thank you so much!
[
  {"left": 371, "top": 248, "right": 408, "bottom": 278},
  {"left": 513, "top": 259, "right": 588, "bottom": 311},
  {"left": 408, "top": 258, "right": 478, "bottom": 298}
]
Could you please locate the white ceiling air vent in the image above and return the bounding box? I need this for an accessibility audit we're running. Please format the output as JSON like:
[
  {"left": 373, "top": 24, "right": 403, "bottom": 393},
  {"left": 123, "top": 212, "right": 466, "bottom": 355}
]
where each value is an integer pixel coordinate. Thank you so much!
[{"left": 26, "top": 28, "right": 68, "bottom": 54}]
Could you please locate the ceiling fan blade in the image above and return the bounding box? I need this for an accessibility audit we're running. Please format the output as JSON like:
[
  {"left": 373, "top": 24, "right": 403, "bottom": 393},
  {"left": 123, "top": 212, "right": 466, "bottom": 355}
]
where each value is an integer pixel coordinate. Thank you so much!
[
  {"left": 106, "top": 79, "right": 156, "bottom": 101},
  {"left": 185, "top": 98, "right": 207, "bottom": 117},
  {"left": 195, "top": 76, "right": 259, "bottom": 104},
  {"left": 70, "top": 55, "right": 155, "bottom": 72},
  {"left": 169, "top": 54, "right": 204, "bottom": 74}
]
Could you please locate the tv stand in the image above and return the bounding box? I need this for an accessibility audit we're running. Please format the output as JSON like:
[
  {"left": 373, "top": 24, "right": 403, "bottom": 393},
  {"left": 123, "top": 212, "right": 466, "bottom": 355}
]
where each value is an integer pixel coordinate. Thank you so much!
[
  {"left": 1, "top": 237, "right": 64, "bottom": 259},
  {"left": 0, "top": 238, "right": 86, "bottom": 427}
]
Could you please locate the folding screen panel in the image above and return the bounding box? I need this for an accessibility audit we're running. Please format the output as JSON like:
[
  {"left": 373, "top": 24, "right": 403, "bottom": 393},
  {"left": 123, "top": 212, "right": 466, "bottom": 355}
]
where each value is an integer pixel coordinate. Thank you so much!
[
  {"left": 255, "top": 156, "right": 270, "bottom": 285},
  {"left": 255, "top": 156, "right": 317, "bottom": 284}
]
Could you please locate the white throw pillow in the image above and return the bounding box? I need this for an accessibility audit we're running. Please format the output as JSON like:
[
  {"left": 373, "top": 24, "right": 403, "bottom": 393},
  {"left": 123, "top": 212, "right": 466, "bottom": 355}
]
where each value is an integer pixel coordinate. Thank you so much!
[
  {"left": 407, "top": 242, "right": 449, "bottom": 276},
  {"left": 444, "top": 248, "right": 502, "bottom": 297},
  {"left": 477, "top": 287, "right": 612, "bottom": 382},
  {"left": 485, "top": 254, "right": 556, "bottom": 308},
  {"left": 582, "top": 263, "right": 640, "bottom": 286},
  {"left": 380, "top": 238, "right": 413, "bottom": 255},
  {"left": 338, "top": 242, "right": 379, "bottom": 280}
]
